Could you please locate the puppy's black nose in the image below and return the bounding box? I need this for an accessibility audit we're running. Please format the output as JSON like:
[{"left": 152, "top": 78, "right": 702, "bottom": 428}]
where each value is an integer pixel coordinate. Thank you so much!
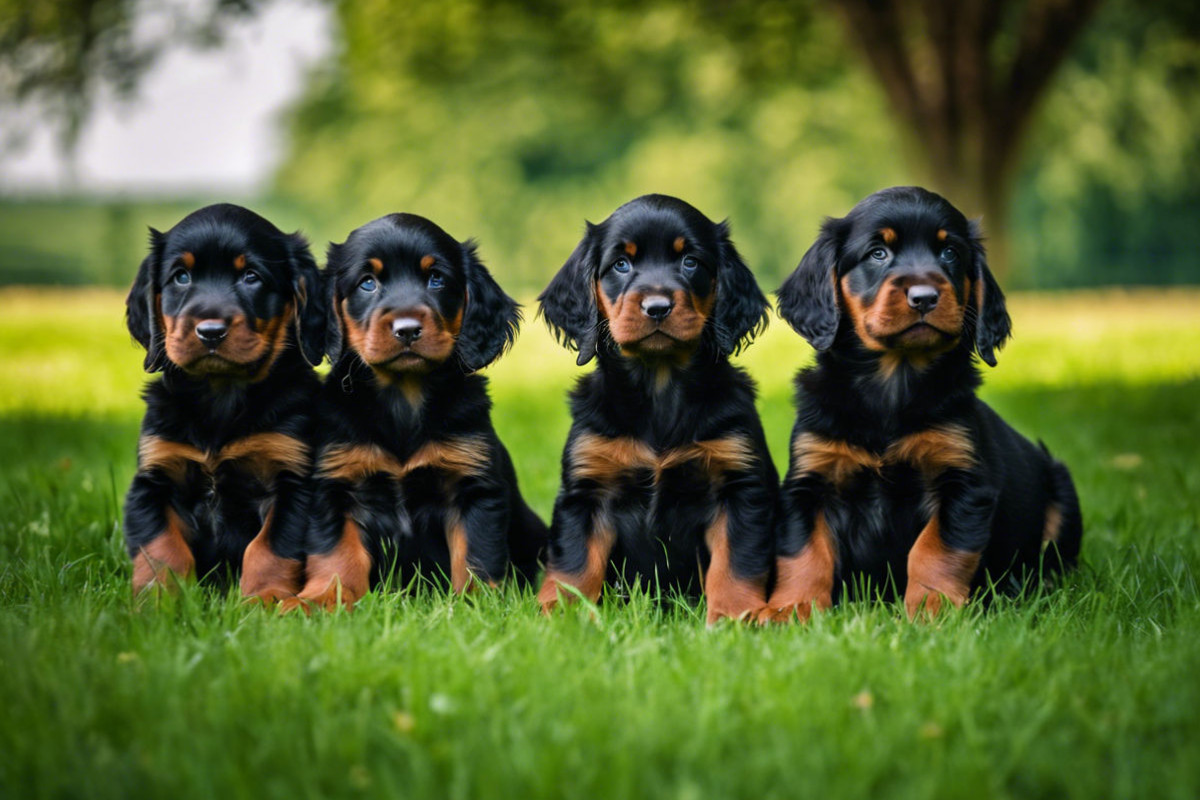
[
  {"left": 907, "top": 285, "right": 939, "bottom": 315},
  {"left": 641, "top": 295, "right": 674, "bottom": 322},
  {"left": 392, "top": 317, "right": 422, "bottom": 345},
  {"left": 195, "top": 319, "right": 228, "bottom": 346}
]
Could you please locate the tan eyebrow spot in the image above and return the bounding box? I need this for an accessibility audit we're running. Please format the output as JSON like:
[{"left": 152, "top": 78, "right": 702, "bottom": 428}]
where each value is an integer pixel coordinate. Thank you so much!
[
  {"left": 368, "top": 258, "right": 383, "bottom": 275},
  {"left": 180, "top": 252, "right": 195, "bottom": 268},
  {"left": 420, "top": 254, "right": 435, "bottom": 270},
  {"left": 623, "top": 241, "right": 637, "bottom": 258},
  {"left": 880, "top": 228, "right": 897, "bottom": 246},
  {"left": 937, "top": 229, "right": 948, "bottom": 242},
  {"left": 673, "top": 237, "right": 686, "bottom": 253},
  {"left": 233, "top": 254, "right": 246, "bottom": 270}
]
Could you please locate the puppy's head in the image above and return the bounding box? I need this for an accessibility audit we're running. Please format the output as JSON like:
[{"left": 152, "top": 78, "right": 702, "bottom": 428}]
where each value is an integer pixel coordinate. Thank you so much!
[
  {"left": 125, "top": 204, "right": 324, "bottom": 377},
  {"left": 325, "top": 214, "right": 518, "bottom": 377},
  {"left": 539, "top": 194, "right": 768, "bottom": 366},
  {"left": 777, "top": 186, "right": 1011, "bottom": 367}
]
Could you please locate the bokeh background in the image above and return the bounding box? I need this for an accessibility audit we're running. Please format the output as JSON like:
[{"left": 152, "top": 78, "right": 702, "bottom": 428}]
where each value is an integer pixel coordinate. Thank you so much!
[
  {"left": 2, "top": 0, "right": 1198, "bottom": 292},
  {"left": 3, "top": 5, "right": 1200, "bottom": 797}
]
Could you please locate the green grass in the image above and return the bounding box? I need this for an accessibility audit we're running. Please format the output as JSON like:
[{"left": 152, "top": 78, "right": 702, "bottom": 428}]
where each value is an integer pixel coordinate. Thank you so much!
[{"left": 1, "top": 287, "right": 1198, "bottom": 799}]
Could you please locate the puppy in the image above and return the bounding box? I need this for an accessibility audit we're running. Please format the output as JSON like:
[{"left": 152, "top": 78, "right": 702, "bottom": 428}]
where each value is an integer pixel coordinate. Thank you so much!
[
  {"left": 763, "top": 186, "right": 1082, "bottom": 621},
  {"left": 537, "top": 194, "right": 777, "bottom": 623},
  {"left": 288, "top": 214, "right": 546, "bottom": 610},
  {"left": 123, "top": 203, "right": 325, "bottom": 601}
]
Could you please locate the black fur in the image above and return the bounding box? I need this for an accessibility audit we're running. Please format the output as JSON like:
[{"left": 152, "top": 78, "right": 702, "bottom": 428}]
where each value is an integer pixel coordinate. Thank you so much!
[
  {"left": 122, "top": 203, "right": 325, "bottom": 597},
  {"left": 537, "top": 195, "right": 777, "bottom": 622},
  {"left": 767, "top": 186, "right": 1080, "bottom": 618},
  {"left": 295, "top": 213, "right": 545, "bottom": 608}
]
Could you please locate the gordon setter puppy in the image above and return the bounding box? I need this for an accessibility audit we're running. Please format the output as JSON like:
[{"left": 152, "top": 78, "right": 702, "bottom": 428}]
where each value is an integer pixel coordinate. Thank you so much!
[
  {"left": 123, "top": 203, "right": 325, "bottom": 602},
  {"left": 537, "top": 194, "right": 777, "bottom": 624},
  {"left": 286, "top": 213, "right": 546, "bottom": 611},
  {"left": 762, "top": 186, "right": 1082, "bottom": 621}
]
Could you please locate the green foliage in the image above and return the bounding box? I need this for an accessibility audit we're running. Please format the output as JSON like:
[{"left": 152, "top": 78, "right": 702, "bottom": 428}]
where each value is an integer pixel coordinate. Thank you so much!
[
  {"left": 275, "top": 0, "right": 907, "bottom": 293},
  {"left": 2, "top": 1, "right": 1197, "bottom": 294},
  {"left": 270, "top": 0, "right": 1200, "bottom": 293},
  {"left": 1016, "top": 1, "right": 1200, "bottom": 286},
  {"left": 0, "top": 0, "right": 263, "bottom": 150},
  {"left": 1, "top": 287, "right": 1199, "bottom": 797}
]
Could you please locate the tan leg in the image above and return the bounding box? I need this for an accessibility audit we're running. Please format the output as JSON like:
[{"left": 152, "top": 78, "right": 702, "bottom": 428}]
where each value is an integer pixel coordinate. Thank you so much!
[
  {"left": 280, "top": 519, "right": 372, "bottom": 613},
  {"left": 537, "top": 522, "right": 615, "bottom": 613},
  {"left": 756, "top": 513, "right": 835, "bottom": 624},
  {"left": 703, "top": 511, "right": 767, "bottom": 624},
  {"left": 240, "top": 508, "right": 303, "bottom": 605},
  {"left": 132, "top": 507, "right": 195, "bottom": 595},
  {"left": 445, "top": 513, "right": 474, "bottom": 593},
  {"left": 904, "top": 515, "right": 981, "bottom": 619}
]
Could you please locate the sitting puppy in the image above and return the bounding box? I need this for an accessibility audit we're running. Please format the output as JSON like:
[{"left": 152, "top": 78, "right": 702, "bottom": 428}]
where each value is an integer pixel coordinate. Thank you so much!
[
  {"left": 288, "top": 214, "right": 546, "bottom": 610},
  {"left": 537, "top": 194, "right": 777, "bottom": 624},
  {"left": 123, "top": 203, "right": 325, "bottom": 601},
  {"left": 762, "top": 186, "right": 1082, "bottom": 621}
]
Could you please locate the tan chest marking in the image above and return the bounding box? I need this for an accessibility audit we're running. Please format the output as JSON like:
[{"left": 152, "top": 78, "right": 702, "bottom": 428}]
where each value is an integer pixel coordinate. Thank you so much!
[
  {"left": 316, "top": 436, "right": 489, "bottom": 484},
  {"left": 568, "top": 432, "right": 757, "bottom": 486},
  {"left": 791, "top": 425, "right": 974, "bottom": 487},
  {"left": 138, "top": 432, "right": 311, "bottom": 485}
]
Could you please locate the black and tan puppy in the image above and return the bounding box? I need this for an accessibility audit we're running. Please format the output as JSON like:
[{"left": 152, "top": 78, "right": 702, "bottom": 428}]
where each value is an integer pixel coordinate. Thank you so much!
[
  {"left": 537, "top": 194, "right": 777, "bottom": 624},
  {"left": 762, "top": 186, "right": 1082, "bottom": 621},
  {"left": 123, "top": 203, "right": 325, "bottom": 602},
  {"left": 286, "top": 214, "right": 545, "bottom": 611}
]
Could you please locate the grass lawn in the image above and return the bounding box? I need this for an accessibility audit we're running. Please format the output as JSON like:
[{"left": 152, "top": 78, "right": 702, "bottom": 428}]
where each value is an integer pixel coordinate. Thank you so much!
[{"left": 1, "top": 286, "right": 1198, "bottom": 799}]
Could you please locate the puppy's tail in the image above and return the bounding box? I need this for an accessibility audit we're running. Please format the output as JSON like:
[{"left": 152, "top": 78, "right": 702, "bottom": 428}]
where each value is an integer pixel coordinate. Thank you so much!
[{"left": 1040, "top": 442, "right": 1083, "bottom": 574}]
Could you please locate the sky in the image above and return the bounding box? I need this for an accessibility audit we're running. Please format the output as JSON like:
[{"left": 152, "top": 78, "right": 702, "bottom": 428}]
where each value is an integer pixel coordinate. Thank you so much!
[{"left": 0, "top": 0, "right": 333, "bottom": 195}]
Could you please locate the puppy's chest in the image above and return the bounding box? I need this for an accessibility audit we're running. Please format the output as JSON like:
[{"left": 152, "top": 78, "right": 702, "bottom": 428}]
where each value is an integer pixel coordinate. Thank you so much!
[
  {"left": 138, "top": 432, "right": 310, "bottom": 493},
  {"left": 315, "top": 435, "right": 490, "bottom": 494},
  {"left": 568, "top": 431, "right": 755, "bottom": 500},
  {"left": 789, "top": 424, "right": 975, "bottom": 491}
]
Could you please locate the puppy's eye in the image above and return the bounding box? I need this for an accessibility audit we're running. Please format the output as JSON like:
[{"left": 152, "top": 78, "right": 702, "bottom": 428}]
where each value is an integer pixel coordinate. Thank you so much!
[
  {"left": 610, "top": 258, "right": 630, "bottom": 274},
  {"left": 870, "top": 247, "right": 890, "bottom": 262},
  {"left": 172, "top": 271, "right": 191, "bottom": 286},
  {"left": 939, "top": 246, "right": 959, "bottom": 264},
  {"left": 682, "top": 256, "right": 699, "bottom": 274},
  {"left": 358, "top": 276, "right": 378, "bottom": 293},
  {"left": 428, "top": 274, "right": 445, "bottom": 290},
  {"left": 241, "top": 270, "right": 261, "bottom": 286}
]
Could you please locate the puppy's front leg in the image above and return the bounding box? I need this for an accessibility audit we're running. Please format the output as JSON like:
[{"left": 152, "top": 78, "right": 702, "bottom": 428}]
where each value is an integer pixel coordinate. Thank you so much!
[
  {"left": 446, "top": 468, "right": 511, "bottom": 592},
  {"left": 537, "top": 486, "right": 613, "bottom": 613},
  {"left": 905, "top": 472, "right": 995, "bottom": 618},
  {"left": 704, "top": 468, "right": 772, "bottom": 624},
  {"left": 240, "top": 472, "right": 307, "bottom": 605},
  {"left": 125, "top": 473, "right": 196, "bottom": 595},
  {"left": 284, "top": 481, "right": 372, "bottom": 612},
  {"left": 758, "top": 473, "right": 835, "bottom": 623}
]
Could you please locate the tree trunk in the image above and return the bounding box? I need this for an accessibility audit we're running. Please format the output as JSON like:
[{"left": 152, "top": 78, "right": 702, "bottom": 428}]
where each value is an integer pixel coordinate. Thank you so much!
[{"left": 829, "top": 0, "right": 1101, "bottom": 280}]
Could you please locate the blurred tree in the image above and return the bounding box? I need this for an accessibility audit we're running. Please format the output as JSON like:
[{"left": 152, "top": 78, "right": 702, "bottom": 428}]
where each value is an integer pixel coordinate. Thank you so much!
[
  {"left": 1015, "top": 0, "right": 1200, "bottom": 286},
  {"left": 828, "top": 0, "right": 1102, "bottom": 274},
  {"left": 0, "top": 0, "right": 262, "bottom": 160},
  {"left": 274, "top": 0, "right": 907, "bottom": 288},
  {"left": 2, "top": 0, "right": 1198, "bottom": 289}
]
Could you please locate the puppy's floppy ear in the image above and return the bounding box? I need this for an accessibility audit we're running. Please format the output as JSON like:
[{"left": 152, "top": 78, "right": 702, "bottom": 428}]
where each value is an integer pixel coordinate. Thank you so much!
[
  {"left": 126, "top": 228, "right": 167, "bottom": 373},
  {"left": 287, "top": 232, "right": 326, "bottom": 367},
  {"left": 776, "top": 218, "right": 844, "bottom": 351},
  {"left": 712, "top": 221, "right": 769, "bottom": 355},
  {"left": 539, "top": 223, "right": 601, "bottom": 366},
  {"left": 968, "top": 220, "right": 1011, "bottom": 367},
  {"left": 324, "top": 241, "right": 347, "bottom": 365},
  {"left": 456, "top": 240, "right": 520, "bottom": 372}
]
